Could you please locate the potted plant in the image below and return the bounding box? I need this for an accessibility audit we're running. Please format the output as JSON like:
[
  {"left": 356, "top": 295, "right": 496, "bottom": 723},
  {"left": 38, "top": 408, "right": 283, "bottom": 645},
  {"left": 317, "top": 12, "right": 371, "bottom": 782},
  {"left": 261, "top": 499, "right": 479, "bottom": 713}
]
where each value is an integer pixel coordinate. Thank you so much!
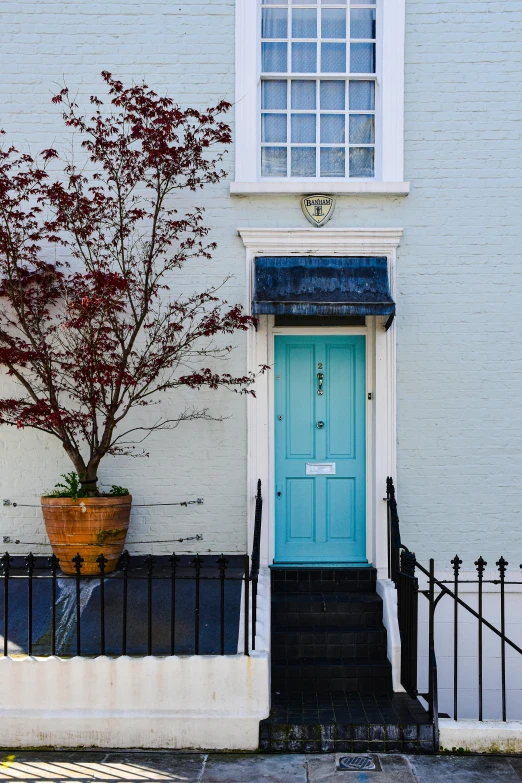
[{"left": 0, "top": 73, "right": 258, "bottom": 574}]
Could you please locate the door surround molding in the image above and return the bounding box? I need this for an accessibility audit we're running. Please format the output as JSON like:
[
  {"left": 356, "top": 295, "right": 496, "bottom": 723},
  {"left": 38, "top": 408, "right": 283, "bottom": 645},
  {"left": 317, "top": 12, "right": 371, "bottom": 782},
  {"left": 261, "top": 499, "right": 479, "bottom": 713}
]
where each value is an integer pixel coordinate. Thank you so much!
[{"left": 238, "top": 227, "right": 403, "bottom": 578}]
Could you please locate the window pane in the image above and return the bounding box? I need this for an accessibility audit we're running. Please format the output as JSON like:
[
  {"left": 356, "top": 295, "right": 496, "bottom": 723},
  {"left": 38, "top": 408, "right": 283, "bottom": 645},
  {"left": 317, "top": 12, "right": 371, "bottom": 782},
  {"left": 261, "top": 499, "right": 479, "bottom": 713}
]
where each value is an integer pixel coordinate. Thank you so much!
[
  {"left": 349, "top": 146, "right": 374, "bottom": 177},
  {"left": 293, "top": 0, "right": 315, "bottom": 4},
  {"left": 321, "top": 42, "right": 346, "bottom": 72},
  {"left": 291, "top": 147, "right": 316, "bottom": 176},
  {"left": 262, "top": 113, "right": 288, "bottom": 143},
  {"left": 262, "top": 80, "right": 287, "bottom": 110},
  {"left": 322, "top": 0, "right": 347, "bottom": 4},
  {"left": 292, "top": 80, "right": 316, "bottom": 109},
  {"left": 292, "top": 42, "right": 317, "bottom": 72},
  {"left": 263, "top": 0, "right": 288, "bottom": 4},
  {"left": 350, "top": 42, "right": 375, "bottom": 73},
  {"left": 262, "top": 9, "right": 288, "bottom": 41},
  {"left": 349, "top": 114, "right": 374, "bottom": 144},
  {"left": 262, "top": 147, "right": 287, "bottom": 176},
  {"left": 262, "top": 8, "right": 288, "bottom": 39},
  {"left": 350, "top": 0, "right": 374, "bottom": 4},
  {"left": 292, "top": 8, "right": 317, "bottom": 38},
  {"left": 320, "top": 80, "right": 345, "bottom": 109},
  {"left": 291, "top": 113, "right": 316, "bottom": 143},
  {"left": 349, "top": 80, "right": 374, "bottom": 110},
  {"left": 320, "top": 114, "right": 345, "bottom": 143},
  {"left": 321, "top": 9, "right": 346, "bottom": 39},
  {"left": 350, "top": 9, "right": 375, "bottom": 39},
  {"left": 262, "top": 42, "right": 288, "bottom": 72},
  {"left": 320, "top": 147, "right": 346, "bottom": 176}
]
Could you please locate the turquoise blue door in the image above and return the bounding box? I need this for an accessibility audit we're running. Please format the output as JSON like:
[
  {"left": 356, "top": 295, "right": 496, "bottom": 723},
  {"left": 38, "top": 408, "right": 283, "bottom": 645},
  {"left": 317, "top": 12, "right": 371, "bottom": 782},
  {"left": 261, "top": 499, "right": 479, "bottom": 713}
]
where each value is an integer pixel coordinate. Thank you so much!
[{"left": 274, "top": 335, "right": 366, "bottom": 564}]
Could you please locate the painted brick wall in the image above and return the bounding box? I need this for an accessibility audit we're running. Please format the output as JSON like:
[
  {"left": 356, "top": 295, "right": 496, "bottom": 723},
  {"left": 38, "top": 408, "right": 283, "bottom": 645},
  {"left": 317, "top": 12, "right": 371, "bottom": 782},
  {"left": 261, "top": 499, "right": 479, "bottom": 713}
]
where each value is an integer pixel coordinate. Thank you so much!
[
  {"left": 1, "top": 0, "right": 522, "bottom": 566},
  {"left": 0, "top": 0, "right": 248, "bottom": 556}
]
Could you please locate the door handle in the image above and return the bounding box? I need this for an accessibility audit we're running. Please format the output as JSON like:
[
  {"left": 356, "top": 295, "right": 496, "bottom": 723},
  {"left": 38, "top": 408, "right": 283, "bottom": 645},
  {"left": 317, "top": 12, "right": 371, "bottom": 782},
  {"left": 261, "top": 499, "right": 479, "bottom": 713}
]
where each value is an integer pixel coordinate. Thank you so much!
[
  {"left": 276, "top": 484, "right": 282, "bottom": 498},
  {"left": 317, "top": 372, "right": 324, "bottom": 395}
]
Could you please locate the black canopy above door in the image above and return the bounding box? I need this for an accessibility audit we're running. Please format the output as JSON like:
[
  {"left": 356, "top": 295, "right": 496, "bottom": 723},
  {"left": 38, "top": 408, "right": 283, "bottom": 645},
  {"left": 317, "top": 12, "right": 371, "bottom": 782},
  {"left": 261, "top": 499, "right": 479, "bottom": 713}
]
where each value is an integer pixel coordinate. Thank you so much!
[{"left": 252, "top": 256, "right": 395, "bottom": 318}]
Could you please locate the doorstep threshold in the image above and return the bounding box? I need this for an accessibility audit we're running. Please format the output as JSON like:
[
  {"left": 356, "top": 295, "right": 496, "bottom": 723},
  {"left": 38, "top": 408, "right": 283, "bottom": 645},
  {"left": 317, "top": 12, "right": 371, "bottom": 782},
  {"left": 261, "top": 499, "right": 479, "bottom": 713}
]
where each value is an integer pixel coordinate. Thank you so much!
[{"left": 270, "top": 562, "right": 373, "bottom": 569}]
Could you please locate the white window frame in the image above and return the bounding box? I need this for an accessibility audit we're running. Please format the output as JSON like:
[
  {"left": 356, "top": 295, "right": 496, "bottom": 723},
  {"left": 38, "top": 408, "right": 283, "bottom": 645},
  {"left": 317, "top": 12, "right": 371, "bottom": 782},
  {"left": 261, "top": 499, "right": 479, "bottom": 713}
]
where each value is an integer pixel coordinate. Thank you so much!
[{"left": 232, "top": 0, "right": 408, "bottom": 196}]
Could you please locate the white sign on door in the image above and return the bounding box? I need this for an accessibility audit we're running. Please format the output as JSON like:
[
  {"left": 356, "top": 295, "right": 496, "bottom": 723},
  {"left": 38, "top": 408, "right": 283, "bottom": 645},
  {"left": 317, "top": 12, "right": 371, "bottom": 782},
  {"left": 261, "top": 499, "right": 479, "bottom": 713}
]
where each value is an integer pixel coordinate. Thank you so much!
[{"left": 305, "top": 462, "right": 336, "bottom": 475}]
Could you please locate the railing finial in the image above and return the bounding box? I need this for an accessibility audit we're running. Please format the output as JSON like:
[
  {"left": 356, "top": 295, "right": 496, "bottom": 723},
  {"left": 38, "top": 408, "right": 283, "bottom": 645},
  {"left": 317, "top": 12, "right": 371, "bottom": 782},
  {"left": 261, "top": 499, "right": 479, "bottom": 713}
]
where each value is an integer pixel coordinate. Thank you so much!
[
  {"left": 451, "top": 554, "right": 463, "bottom": 576},
  {"left": 475, "top": 556, "right": 487, "bottom": 576},
  {"left": 496, "top": 556, "right": 508, "bottom": 576}
]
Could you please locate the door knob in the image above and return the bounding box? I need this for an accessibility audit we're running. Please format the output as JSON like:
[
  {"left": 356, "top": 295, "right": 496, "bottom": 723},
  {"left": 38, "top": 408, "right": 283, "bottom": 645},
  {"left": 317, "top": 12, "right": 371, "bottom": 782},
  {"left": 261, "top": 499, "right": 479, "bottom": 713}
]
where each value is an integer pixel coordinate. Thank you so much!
[{"left": 316, "top": 421, "right": 325, "bottom": 429}]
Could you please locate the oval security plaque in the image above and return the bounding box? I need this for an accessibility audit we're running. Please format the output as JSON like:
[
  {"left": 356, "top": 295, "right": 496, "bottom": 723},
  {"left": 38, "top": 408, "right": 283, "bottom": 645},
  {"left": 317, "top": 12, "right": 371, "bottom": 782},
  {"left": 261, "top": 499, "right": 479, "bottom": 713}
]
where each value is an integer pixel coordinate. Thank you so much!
[{"left": 338, "top": 756, "right": 376, "bottom": 771}]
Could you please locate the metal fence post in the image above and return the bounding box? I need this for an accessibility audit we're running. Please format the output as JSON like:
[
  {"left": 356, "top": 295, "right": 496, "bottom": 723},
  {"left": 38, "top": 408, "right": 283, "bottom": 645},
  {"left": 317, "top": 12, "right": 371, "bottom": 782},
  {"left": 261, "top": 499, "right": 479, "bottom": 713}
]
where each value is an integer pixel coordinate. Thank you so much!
[{"left": 1, "top": 552, "right": 12, "bottom": 657}]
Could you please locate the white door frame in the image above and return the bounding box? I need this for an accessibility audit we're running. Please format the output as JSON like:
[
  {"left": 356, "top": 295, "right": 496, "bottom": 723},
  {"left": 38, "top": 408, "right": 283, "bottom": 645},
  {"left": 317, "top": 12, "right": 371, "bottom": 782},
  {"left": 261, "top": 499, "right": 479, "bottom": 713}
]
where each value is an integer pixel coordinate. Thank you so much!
[{"left": 239, "top": 227, "right": 403, "bottom": 579}]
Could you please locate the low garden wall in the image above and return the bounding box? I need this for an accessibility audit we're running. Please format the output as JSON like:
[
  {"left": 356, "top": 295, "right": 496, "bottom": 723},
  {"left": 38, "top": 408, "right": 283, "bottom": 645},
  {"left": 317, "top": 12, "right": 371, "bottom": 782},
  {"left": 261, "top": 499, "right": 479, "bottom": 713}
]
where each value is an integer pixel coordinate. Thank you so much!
[{"left": 0, "top": 653, "right": 270, "bottom": 749}]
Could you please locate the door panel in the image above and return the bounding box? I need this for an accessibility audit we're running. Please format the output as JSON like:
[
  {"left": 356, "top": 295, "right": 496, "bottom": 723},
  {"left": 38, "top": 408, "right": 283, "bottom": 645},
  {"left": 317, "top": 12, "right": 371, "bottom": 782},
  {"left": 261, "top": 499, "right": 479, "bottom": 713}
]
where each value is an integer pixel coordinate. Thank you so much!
[
  {"left": 286, "top": 345, "right": 315, "bottom": 458},
  {"left": 326, "top": 344, "right": 355, "bottom": 458},
  {"left": 287, "top": 478, "right": 315, "bottom": 541},
  {"left": 326, "top": 477, "right": 355, "bottom": 541},
  {"left": 274, "top": 335, "right": 366, "bottom": 564}
]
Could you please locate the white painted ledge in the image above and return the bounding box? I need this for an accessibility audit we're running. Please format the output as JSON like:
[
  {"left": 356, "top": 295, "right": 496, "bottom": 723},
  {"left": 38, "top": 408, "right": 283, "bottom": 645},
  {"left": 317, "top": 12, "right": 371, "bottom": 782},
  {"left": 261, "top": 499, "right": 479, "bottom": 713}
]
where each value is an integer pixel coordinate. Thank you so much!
[
  {"left": 238, "top": 227, "right": 404, "bottom": 254},
  {"left": 230, "top": 181, "right": 410, "bottom": 196},
  {"left": 0, "top": 654, "right": 270, "bottom": 749},
  {"left": 376, "top": 578, "right": 405, "bottom": 693},
  {"left": 439, "top": 719, "right": 522, "bottom": 753}
]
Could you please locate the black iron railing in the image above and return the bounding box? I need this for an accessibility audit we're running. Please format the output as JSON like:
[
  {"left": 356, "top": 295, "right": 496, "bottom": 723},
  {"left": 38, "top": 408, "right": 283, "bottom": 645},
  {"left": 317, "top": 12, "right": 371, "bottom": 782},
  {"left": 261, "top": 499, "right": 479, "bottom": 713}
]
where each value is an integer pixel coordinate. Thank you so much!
[
  {"left": 387, "top": 477, "right": 522, "bottom": 729},
  {"left": 386, "top": 478, "right": 419, "bottom": 697},
  {"left": 250, "top": 479, "right": 263, "bottom": 651},
  {"left": 0, "top": 551, "right": 253, "bottom": 658}
]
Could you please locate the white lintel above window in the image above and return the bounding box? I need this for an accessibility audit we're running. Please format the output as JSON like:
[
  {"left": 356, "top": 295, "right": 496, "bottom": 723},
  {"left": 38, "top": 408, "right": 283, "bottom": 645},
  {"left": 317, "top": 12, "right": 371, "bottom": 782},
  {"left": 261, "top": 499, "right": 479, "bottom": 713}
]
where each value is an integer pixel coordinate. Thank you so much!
[{"left": 232, "top": 0, "right": 407, "bottom": 196}]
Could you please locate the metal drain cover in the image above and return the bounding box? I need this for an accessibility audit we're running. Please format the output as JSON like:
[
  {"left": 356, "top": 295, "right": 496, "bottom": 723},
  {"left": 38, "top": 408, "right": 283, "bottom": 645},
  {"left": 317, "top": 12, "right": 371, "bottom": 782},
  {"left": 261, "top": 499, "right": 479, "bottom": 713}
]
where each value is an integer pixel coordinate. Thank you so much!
[{"left": 338, "top": 756, "right": 376, "bottom": 771}]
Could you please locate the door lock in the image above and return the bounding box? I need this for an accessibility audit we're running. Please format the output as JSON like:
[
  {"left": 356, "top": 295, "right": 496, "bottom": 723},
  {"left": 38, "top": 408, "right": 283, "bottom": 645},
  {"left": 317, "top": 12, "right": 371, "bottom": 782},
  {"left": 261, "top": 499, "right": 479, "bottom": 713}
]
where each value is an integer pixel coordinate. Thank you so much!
[{"left": 316, "top": 421, "right": 325, "bottom": 429}]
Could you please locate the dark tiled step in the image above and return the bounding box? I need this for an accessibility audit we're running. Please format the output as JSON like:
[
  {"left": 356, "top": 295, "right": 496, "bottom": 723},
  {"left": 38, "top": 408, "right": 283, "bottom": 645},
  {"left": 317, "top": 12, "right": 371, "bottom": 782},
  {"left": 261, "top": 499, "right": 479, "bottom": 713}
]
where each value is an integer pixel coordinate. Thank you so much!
[
  {"left": 259, "top": 721, "right": 435, "bottom": 754},
  {"left": 272, "top": 567, "right": 377, "bottom": 594},
  {"left": 259, "top": 691, "right": 434, "bottom": 753},
  {"left": 272, "top": 658, "right": 393, "bottom": 693},
  {"left": 272, "top": 625, "right": 387, "bottom": 661},
  {"left": 271, "top": 592, "right": 384, "bottom": 628}
]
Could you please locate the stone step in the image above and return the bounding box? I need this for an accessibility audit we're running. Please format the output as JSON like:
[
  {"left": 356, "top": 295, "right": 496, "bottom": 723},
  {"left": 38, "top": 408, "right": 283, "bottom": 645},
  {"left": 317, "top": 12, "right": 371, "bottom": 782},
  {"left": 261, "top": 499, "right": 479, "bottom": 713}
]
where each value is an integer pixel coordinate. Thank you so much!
[
  {"left": 271, "top": 625, "right": 388, "bottom": 661},
  {"left": 259, "top": 691, "right": 435, "bottom": 754},
  {"left": 271, "top": 567, "right": 377, "bottom": 594},
  {"left": 271, "top": 591, "right": 384, "bottom": 628},
  {"left": 260, "top": 721, "right": 436, "bottom": 754},
  {"left": 271, "top": 657, "right": 393, "bottom": 694}
]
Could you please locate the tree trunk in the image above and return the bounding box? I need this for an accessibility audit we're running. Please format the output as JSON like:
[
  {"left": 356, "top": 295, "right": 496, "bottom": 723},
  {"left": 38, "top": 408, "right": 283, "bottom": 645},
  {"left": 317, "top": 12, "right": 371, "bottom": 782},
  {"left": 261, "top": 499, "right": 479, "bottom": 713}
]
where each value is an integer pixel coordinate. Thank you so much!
[
  {"left": 83, "top": 458, "right": 101, "bottom": 496},
  {"left": 63, "top": 443, "right": 87, "bottom": 478},
  {"left": 62, "top": 443, "right": 100, "bottom": 496}
]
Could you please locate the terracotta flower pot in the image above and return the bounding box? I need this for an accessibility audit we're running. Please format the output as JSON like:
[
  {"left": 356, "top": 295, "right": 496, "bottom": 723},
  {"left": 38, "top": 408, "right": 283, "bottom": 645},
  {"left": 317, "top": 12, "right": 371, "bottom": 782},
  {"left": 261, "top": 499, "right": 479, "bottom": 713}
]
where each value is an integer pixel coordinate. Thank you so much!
[{"left": 41, "top": 495, "right": 132, "bottom": 575}]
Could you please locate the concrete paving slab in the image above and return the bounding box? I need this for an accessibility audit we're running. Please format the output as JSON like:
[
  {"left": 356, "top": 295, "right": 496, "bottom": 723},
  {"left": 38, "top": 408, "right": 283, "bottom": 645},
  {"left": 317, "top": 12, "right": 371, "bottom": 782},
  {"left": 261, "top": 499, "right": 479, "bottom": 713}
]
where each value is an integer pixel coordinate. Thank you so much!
[
  {"left": 507, "top": 758, "right": 522, "bottom": 780},
  {"left": 306, "top": 756, "right": 336, "bottom": 781},
  {"left": 408, "top": 755, "right": 522, "bottom": 783},
  {"left": 0, "top": 752, "right": 207, "bottom": 783},
  {"left": 3, "top": 752, "right": 522, "bottom": 783},
  {"left": 307, "top": 754, "right": 415, "bottom": 783},
  {"left": 103, "top": 752, "right": 207, "bottom": 782},
  {"left": 202, "top": 753, "right": 308, "bottom": 783}
]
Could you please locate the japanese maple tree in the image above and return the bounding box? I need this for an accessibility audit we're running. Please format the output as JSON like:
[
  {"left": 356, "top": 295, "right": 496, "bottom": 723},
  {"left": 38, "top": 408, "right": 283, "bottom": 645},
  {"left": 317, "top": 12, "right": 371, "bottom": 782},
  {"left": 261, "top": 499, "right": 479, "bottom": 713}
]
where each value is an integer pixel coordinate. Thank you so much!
[{"left": 0, "top": 72, "right": 257, "bottom": 494}]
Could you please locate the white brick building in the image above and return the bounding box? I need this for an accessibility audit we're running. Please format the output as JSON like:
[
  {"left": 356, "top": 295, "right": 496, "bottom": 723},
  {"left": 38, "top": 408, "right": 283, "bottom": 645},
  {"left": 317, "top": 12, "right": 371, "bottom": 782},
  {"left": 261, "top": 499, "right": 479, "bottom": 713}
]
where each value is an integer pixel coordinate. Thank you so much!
[{"left": 0, "top": 0, "right": 521, "bottom": 754}]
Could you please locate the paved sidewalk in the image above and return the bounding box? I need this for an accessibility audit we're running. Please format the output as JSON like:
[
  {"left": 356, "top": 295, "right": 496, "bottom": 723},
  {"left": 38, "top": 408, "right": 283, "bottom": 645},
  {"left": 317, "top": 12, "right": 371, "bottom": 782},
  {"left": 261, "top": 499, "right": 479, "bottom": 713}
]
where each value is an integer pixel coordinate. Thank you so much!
[{"left": 1, "top": 751, "right": 522, "bottom": 783}]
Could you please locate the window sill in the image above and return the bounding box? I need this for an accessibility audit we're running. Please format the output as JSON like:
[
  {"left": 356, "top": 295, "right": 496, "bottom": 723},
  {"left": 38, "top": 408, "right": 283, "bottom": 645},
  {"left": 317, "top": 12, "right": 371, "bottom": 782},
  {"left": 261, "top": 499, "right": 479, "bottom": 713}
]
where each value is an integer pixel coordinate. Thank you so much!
[{"left": 229, "top": 181, "right": 410, "bottom": 197}]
